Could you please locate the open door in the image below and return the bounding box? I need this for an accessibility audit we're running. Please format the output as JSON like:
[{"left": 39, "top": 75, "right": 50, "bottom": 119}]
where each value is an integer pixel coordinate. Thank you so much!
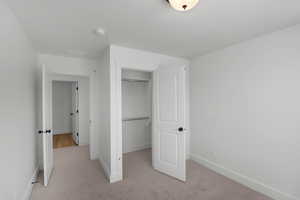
[
  {"left": 153, "top": 65, "right": 186, "bottom": 181},
  {"left": 71, "top": 82, "right": 79, "bottom": 145},
  {"left": 42, "top": 66, "right": 54, "bottom": 186}
]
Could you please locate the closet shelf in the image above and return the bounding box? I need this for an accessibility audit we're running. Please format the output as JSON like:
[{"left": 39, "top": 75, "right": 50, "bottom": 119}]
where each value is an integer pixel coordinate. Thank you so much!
[
  {"left": 122, "top": 116, "right": 150, "bottom": 122},
  {"left": 122, "top": 78, "right": 149, "bottom": 83}
]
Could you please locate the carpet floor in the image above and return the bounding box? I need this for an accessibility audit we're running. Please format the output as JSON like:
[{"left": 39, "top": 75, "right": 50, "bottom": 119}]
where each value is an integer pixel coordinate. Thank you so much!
[{"left": 32, "top": 146, "right": 272, "bottom": 200}]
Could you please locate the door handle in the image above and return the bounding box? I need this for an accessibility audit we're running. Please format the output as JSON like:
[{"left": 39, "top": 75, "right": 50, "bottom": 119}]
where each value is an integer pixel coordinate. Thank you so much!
[
  {"left": 178, "top": 127, "right": 187, "bottom": 132},
  {"left": 38, "top": 130, "right": 51, "bottom": 134}
]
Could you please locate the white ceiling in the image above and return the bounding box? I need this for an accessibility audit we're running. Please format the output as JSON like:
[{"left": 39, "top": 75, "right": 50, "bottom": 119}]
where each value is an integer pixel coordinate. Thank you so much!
[{"left": 4, "top": 0, "right": 300, "bottom": 59}]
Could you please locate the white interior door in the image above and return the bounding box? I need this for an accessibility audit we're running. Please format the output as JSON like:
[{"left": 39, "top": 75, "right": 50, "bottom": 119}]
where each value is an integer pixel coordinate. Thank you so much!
[
  {"left": 71, "top": 82, "right": 79, "bottom": 144},
  {"left": 153, "top": 65, "right": 186, "bottom": 181},
  {"left": 42, "top": 66, "right": 54, "bottom": 186}
]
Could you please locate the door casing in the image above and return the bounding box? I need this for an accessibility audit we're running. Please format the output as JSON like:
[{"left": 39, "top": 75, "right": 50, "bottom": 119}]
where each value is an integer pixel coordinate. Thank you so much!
[{"left": 113, "top": 63, "right": 189, "bottom": 183}]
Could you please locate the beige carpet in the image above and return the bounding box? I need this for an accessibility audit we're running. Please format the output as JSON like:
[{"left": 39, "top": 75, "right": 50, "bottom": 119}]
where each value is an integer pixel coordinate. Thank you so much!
[{"left": 32, "top": 146, "right": 272, "bottom": 200}]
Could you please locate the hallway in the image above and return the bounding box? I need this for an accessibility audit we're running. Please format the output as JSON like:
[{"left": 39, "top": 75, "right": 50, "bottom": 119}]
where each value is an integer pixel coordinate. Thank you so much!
[
  {"left": 53, "top": 133, "right": 77, "bottom": 149},
  {"left": 32, "top": 147, "right": 271, "bottom": 200}
]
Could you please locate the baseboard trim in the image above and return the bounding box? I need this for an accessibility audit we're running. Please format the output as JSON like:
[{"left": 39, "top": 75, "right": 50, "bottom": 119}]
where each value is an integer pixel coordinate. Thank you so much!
[
  {"left": 21, "top": 167, "right": 39, "bottom": 200},
  {"left": 99, "top": 156, "right": 111, "bottom": 182},
  {"left": 99, "top": 156, "right": 123, "bottom": 183},
  {"left": 109, "top": 172, "right": 122, "bottom": 183},
  {"left": 53, "top": 132, "right": 72, "bottom": 135},
  {"left": 189, "top": 154, "right": 297, "bottom": 200},
  {"left": 123, "top": 144, "right": 151, "bottom": 154}
]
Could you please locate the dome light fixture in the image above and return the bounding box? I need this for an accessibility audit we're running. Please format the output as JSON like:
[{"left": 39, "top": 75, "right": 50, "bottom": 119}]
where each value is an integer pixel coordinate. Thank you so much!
[
  {"left": 94, "top": 28, "right": 106, "bottom": 36},
  {"left": 166, "top": 0, "right": 199, "bottom": 11}
]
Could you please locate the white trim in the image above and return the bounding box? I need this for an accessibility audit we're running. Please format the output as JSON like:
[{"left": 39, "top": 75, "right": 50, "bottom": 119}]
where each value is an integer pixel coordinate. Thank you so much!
[
  {"left": 99, "top": 156, "right": 122, "bottom": 183},
  {"left": 110, "top": 57, "right": 123, "bottom": 183},
  {"left": 99, "top": 156, "right": 110, "bottom": 181},
  {"left": 50, "top": 74, "right": 92, "bottom": 157},
  {"left": 110, "top": 45, "right": 190, "bottom": 184},
  {"left": 21, "top": 167, "right": 39, "bottom": 200},
  {"left": 110, "top": 172, "right": 122, "bottom": 183},
  {"left": 190, "top": 154, "right": 298, "bottom": 200},
  {"left": 123, "top": 144, "right": 151, "bottom": 154},
  {"left": 38, "top": 56, "right": 98, "bottom": 162}
]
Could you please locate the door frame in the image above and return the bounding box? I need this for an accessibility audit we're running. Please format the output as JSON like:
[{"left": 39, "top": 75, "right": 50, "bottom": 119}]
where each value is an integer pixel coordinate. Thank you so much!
[
  {"left": 40, "top": 69, "right": 93, "bottom": 163},
  {"left": 111, "top": 62, "right": 189, "bottom": 183},
  {"left": 50, "top": 75, "right": 89, "bottom": 146},
  {"left": 71, "top": 81, "right": 79, "bottom": 145},
  {"left": 52, "top": 80, "right": 79, "bottom": 143}
]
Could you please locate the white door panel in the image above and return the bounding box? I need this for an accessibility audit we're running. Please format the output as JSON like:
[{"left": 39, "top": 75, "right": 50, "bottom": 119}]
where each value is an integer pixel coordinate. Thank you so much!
[
  {"left": 153, "top": 65, "right": 186, "bottom": 181},
  {"left": 158, "top": 72, "right": 179, "bottom": 122},
  {"left": 42, "top": 66, "right": 54, "bottom": 186},
  {"left": 160, "top": 131, "right": 178, "bottom": 165}
]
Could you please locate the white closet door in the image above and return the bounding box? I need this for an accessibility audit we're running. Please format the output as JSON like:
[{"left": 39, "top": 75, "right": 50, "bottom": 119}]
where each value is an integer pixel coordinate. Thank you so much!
[{"left": 152, "top": 65, "right": 186, "bottom": 181}]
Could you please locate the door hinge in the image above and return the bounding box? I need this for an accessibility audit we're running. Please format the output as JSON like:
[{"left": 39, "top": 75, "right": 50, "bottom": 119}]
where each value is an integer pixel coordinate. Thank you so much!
[
  {"left": 76, "top": 87, "right": 79, "bottom": 91},
  {"left": 77, "top": 133, "right": 79, "bottom": 136},
  {"left": 76, "top": 109, "right": 79, "bottom": 113}
]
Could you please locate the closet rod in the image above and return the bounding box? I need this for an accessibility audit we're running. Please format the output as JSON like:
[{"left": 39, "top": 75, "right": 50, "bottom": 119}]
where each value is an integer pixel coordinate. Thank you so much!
[
  {"left": 122, "top": 78, "right": 149, "bottom": 83},
  {"left": 122, "top": 117, "right": 150, "bottom": 122}
]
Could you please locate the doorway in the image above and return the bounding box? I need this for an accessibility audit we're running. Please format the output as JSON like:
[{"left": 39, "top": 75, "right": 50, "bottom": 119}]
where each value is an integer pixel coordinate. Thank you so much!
[
  {"left": 52, "top": 81, "right": 78, "bottom": 149},
  {"left": 122, "top": 69, "right": 152, "bottom": 178},
  {"left": 39, "top": 69, "right": 91, "bottom": 186},
  {"left": 50, "top": 75, "right": 90, "bottom": 147}
]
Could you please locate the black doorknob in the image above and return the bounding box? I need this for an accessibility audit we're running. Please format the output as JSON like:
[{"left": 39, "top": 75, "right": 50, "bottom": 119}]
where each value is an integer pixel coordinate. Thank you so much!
[
  {"left": 178, "top": 127, "right": 184, "bottom": 132},
  {"left": 46, "top": 129, "right": 51, "bottom": 133}
]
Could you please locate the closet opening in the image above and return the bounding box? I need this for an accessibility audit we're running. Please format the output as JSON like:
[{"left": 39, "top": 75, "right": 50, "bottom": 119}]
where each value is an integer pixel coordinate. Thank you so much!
[{"left": 122, "top": 69, "right": 153, "bottom": 179}]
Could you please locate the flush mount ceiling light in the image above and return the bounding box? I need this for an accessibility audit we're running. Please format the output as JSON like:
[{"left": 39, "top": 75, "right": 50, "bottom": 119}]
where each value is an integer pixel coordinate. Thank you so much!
[
  {"left": 94, "top": 28, "right": 106, "bottom": 36},
  {"left": 166, "top": 0, "right": 199, "bottom": 11}
]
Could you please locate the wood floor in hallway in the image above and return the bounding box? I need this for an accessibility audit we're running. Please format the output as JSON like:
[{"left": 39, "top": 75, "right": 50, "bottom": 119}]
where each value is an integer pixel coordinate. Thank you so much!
[
  {"left": 32, "top": 146, "right": 272, "bottom": 200},
  {"left": 53, "top": 133, "right": 77, "bottom": 149}
]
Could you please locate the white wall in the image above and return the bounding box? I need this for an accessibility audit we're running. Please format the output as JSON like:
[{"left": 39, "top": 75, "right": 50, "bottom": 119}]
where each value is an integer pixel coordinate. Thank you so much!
[
  {"left": 0, "top": 1, "right": 38, "bottom": 200},
  {"left": 109, "top": 45, "right": 190, "bottom": 182},
  {"left": 122, "top": 81, "right": 151, "bottom": 119},
  {"left": 52, "top": 81, "right": 73, "bottom": 135},
  {"left": 122, "top": 120, "right": 151, "bottom": 153},
  {"left": 190, "top": 24, "right": 300, "bottom": 200},
  {"left": 97, "top": 47, "right": 111, "bottom": 180}
]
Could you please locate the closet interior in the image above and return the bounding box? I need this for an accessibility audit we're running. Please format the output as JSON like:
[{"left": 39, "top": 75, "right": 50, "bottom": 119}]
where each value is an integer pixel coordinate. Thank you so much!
[{"left": 122, "top": 69, "right": 152, "bottom": 155}]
